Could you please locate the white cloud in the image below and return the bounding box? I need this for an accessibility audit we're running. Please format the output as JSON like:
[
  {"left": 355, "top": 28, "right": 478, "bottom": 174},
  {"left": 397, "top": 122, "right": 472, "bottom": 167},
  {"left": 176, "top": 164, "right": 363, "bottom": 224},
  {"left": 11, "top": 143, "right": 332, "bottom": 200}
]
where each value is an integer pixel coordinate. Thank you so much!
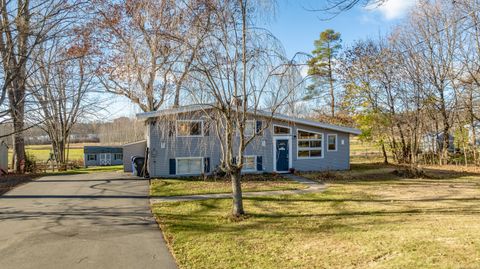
[{"left": 371, "top": 0, "right": 417, "bottom": 20}]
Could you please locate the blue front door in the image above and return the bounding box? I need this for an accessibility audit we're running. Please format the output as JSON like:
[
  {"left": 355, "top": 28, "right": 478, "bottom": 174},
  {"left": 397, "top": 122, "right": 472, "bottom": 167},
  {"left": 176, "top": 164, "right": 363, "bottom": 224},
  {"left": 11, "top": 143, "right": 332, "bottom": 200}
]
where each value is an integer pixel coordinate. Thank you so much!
[{"left": 276, "top": 139, "right": 289, "bottom": 172}]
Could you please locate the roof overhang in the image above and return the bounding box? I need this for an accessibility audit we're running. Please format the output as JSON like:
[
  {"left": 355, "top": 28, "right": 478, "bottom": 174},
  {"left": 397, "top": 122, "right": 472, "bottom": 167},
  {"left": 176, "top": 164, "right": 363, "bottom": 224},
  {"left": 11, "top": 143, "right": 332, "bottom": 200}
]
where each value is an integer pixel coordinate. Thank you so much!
[{"left": 136, "top": 105, "right": 362, "bottom": 135}]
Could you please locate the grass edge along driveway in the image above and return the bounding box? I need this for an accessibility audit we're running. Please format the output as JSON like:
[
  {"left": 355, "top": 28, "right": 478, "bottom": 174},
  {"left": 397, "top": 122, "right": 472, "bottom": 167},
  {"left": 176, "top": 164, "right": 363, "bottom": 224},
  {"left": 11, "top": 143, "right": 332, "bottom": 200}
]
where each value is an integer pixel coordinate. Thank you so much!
[{"left": 151, "top": 165, "right": 480, "bottom": 269}]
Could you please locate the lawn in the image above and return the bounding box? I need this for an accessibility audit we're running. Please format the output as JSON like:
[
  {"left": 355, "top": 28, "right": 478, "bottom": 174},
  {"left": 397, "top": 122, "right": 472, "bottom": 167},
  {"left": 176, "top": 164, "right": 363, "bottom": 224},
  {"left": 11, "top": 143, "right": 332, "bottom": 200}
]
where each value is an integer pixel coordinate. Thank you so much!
[
  {"left": 150, "top": 174, "right": 306, "bottom": 197},
  {"left": 152, "top": 165, "right": 480, "bottom": 269}
]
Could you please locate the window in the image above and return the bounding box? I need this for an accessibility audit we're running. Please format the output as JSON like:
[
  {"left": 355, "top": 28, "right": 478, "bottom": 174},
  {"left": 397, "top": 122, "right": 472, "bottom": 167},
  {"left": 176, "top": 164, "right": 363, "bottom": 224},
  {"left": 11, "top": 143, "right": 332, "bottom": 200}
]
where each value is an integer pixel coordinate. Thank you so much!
[
  {"left": 236, "top": 120, "right": 255, "bottom": 136},
  {"left": 87, "top": 154, "right": 96, "bottom": 161},
  {"left": 176, "top": 120, "right": 203, "bottom": 137},
  {"left": 176, "top": 158, "right": 203, "bottom": 175},
  {"left": 114, "top": 153, "right": 123, "bottom": 160},
  {"left": 243, "top": 156, "right": 256, "bottom": 171},
  {"left": 327, "top": 134, "right": 337, "bottom": 151},
  {"left": 273, "top": 125, "right": 291, "bottom": 135},
  {"left": 297, "top": 130, "right": 323, "bottom": 158}
]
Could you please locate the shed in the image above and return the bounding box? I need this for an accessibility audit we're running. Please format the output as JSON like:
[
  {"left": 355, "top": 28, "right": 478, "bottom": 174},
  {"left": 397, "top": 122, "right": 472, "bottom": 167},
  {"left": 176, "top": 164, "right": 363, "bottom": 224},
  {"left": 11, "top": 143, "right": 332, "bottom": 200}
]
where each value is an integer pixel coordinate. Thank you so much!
[
  {"left": 0, "top": 141, "right": 8, "bottom": 175},
  {"left": 83, "top": 146, "right": 123, "bottom": 167},
  {"left": 122, "top": 140, "right": 147, "bottom": 172}
]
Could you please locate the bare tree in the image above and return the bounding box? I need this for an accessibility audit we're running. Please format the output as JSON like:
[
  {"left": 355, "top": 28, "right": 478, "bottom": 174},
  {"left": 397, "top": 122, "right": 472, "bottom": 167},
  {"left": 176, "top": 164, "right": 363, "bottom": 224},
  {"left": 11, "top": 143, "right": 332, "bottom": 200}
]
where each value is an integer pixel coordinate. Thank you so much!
[
  {"left": 28, "top": 25, "right": 98, "bottom": 165},
  {"left": 0, "top": 0, "right": 78, "bottom": 173},
  {"left": 187, "top": 0, "right": 303, "bottom": 216},
  {"left": 90, "top": 0, "right": 211, "bottom": 112}
]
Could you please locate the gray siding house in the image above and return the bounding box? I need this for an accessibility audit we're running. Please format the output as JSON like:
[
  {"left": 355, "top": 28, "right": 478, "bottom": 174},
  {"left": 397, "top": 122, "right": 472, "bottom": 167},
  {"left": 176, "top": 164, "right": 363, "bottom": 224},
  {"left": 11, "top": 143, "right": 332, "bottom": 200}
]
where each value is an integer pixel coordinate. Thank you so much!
[
  {"left": 83, "top": 146, "right": 123, "bottom": 167},
  {"left": 137, "top": 105, "right": 361, "bottom": 177}
]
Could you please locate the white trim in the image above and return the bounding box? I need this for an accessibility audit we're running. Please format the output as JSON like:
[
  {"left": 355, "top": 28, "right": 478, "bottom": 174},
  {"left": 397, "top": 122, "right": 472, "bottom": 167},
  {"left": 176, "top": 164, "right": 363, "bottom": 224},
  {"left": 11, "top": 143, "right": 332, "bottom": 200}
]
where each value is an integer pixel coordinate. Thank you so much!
[
  {"left": 242, "top": 155, "right": 257, "bottom": 172},
  {"left": 327, "top": 134, "right": 338, "bottom": 152},
  {"left": 175, "top": 157, "right": 204, "bottom": 175},
  {"left": 296, "top": 128, "right": 324, "bottom": 159},
  {"left": 136, "top": 104, "right": 361, "bottom": 135},
  {"left": 273, "top": 136, "right": 292, "bottom": 172},
  {"left": 273, "top": 124, "right": 291, "bottom": 135},
  {"left": 175, "top": 120, "right": 204, "bottom": 137}
]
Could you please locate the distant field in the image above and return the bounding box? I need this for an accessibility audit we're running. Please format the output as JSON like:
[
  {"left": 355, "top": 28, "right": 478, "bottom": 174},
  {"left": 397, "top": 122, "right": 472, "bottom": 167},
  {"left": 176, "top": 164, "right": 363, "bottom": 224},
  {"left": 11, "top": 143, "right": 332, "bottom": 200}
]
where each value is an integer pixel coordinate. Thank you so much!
[{"left": 7, "top": 143, "right": 100, "bottom": 165}]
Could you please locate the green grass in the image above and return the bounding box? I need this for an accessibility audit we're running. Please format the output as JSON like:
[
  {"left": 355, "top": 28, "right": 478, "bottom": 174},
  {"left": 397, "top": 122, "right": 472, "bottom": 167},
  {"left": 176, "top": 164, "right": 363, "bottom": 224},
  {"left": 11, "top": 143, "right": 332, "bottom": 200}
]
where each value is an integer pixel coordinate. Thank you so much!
[
  {"left": 150, "top": 175, "right": 306, "bottom": 197},
  {"left": 8, "top": 144, "right": 85, "bottom": 163},
  {"left": 152, "top": 166, "right": 480, "bottom": 269}
]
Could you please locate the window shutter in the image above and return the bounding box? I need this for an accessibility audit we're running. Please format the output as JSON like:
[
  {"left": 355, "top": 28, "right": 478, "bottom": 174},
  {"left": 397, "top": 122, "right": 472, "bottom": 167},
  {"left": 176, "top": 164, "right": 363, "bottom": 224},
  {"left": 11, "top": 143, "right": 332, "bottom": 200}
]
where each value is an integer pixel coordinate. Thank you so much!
[
  {"left": 168, "top": 122, "right": 175, "bottom": 137},
  {"left": 256, "top": 121, "right": 263, "bottom": 135},
  {"left": 204, "top": 157, "right": 210, "bottom": 173},
  {"left": 204, "top": 122, "right": 210, "bottom": 136},
  {"left": 169, "top": 159, "right": 176, "bottom": 175},
  {"left": 256, "top": 156, "right": 263, "bottom": 171}
]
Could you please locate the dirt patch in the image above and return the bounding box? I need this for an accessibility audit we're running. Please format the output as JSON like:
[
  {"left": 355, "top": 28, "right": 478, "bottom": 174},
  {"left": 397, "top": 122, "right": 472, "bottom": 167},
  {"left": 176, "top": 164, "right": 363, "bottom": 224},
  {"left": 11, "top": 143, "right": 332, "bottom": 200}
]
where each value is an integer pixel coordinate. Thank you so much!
[{"left": 0, "top": 174, "right": 35, "bottom": 195}]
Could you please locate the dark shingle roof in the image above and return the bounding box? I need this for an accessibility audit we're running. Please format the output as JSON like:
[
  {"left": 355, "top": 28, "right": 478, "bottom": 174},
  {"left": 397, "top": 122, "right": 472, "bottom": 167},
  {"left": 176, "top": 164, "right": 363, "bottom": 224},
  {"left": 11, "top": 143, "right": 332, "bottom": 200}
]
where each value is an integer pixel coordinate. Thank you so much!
[{"left": 84, "top": 146, "right": 123, "bottom": 154}]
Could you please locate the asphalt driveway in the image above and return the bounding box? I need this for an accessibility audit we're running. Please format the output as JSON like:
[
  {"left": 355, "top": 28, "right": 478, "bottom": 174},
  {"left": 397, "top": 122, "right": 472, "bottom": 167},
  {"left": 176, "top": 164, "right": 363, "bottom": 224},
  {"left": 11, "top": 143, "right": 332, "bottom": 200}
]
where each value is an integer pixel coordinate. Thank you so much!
[{"left": 0, "top": 172, "right": 177, "bottom": 269}]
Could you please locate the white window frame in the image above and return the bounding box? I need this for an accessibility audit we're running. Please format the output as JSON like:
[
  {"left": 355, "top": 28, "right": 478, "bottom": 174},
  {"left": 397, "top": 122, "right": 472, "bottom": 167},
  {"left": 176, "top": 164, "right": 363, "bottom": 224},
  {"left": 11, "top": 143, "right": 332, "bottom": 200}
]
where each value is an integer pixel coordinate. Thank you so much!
[
  {"left": 296, "top": 129, "right": 324, "bottom": 159},
  {"left": 87, "top": 154, "right": 96, "bottom": 161},
  {"left": 327, "top": 134, "right": 338, "bottom": 152},
  {"left": 175, "top": 157, "right": 204, "bottom": 175},
  {"left": 242, "top": 155, "right": 257, "bottom": 172},
  {"left": 114, "top": 153, "right": 123, "bottom": 160},
  {"left": 176, "top": 120, "right": 204, "bottom": 137},
  {"left": 273, "top": 124, "right": 291, "bottom": 135},
  {"left": 236, "top": 120, "right": 256, "bottom": 137}
]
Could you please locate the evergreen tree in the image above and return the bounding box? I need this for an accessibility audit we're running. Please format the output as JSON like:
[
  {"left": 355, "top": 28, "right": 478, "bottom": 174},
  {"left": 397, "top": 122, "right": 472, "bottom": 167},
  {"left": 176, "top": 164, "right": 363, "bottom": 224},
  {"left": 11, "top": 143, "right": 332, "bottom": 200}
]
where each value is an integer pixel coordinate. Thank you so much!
[{"left": 307, "top": 29, "right": 342, "bottom": 117}]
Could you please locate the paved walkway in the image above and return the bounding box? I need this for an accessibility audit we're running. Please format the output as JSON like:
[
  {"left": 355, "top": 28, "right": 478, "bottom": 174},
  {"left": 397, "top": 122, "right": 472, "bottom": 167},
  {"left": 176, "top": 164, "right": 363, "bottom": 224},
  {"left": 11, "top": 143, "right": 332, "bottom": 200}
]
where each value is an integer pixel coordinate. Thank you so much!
[
  {"left": 150, "top": 173, "right": 326, "bottom": 203},
  {"left": 0, "top": 172, "right": 177, "bottom": 269}
]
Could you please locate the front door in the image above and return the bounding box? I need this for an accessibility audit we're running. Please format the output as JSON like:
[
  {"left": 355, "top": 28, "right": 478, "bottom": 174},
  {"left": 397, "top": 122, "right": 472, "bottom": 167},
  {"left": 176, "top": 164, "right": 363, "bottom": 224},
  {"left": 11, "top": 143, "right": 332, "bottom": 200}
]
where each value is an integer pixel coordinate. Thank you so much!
[
  {"left": 99, "top": 153, "right": 111, "bottom": 166},
  {"left": 276, "top": 139, "right": 289, "bottom": 172}
]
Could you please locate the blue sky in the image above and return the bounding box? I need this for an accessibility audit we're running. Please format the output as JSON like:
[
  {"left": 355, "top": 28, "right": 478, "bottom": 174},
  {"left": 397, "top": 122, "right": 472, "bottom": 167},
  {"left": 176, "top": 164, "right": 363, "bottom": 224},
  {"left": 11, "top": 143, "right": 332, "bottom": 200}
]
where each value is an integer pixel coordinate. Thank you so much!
[
  {"left": 102, "top": 0, "right": 417, "bottom": 120},
  {"left": 266, "top": 0, "right": 416, "bottom": 58}
]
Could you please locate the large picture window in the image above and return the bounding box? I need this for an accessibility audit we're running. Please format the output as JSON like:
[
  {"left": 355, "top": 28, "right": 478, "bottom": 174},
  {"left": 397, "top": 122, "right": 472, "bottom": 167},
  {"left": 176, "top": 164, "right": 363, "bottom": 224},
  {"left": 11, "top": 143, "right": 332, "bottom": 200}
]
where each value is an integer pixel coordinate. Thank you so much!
[
  {"left": 176, "top": 158, "right": 203, "bottom": 175},
  {"left": 176, "top": 120, "right": 203, "bottom": 137},
  {"left": 297, "top": 130, "right": 323, "bottom": 158}
]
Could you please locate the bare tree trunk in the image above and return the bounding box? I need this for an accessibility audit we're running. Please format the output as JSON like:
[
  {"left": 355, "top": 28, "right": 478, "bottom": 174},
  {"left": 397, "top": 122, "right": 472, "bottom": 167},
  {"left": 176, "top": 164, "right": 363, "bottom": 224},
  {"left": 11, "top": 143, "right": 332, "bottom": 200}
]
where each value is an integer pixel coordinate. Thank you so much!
[
  {"left": 9, "top": 88, "right": 26, "bottom": 173},
  {"left": 231, "top": 170, "right": 244, "bottom": 216},
  {"left": 380, "top": 140, "right": 388, "bottom": 164}
]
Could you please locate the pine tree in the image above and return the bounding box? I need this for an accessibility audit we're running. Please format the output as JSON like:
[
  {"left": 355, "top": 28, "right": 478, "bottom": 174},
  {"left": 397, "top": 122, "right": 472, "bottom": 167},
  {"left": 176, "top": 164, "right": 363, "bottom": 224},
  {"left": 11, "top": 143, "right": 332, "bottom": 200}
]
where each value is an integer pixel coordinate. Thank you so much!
[{"left": 307, "top": 29, "right": 342, "bottom": 117}]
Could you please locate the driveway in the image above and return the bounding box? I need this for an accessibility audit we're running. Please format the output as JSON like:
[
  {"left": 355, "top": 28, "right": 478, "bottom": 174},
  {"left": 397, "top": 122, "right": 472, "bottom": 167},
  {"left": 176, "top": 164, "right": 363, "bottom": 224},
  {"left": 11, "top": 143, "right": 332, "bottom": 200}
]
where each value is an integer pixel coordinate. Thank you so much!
[{"left": 0, "top": 172, "right": 177, "bottom": 269}]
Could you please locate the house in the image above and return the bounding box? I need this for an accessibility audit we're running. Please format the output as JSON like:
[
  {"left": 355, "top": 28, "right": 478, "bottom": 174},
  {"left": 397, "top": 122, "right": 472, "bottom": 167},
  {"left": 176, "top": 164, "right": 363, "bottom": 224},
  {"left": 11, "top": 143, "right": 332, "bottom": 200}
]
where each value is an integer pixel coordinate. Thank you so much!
[
  {"left": 83, "top": 146, "right": 123, "bottom": 167},
  {"left": 0, "top": 141, "right": 8, "bottom": 175},
  {"left": 464, "top": 122, "right": 480, "bottom": 146},
  {"left": 122, "top": 140, "right": 147, "bottom": 172},
  {"left": 420, "top": 132, "right": 455, "bottom": 153},
  {"left": 136, "top": 105, "right": 361, "bottom": 177}
]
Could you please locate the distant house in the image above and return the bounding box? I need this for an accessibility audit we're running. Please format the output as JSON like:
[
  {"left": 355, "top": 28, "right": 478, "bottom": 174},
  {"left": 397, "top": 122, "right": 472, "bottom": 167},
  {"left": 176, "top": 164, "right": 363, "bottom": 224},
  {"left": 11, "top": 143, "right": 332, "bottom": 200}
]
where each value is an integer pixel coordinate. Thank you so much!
[
  {"left": 83, "top": 146, "right": 123, "bottom": 167},
  {"left": 0, "top": 141, "right": 8, "bottom": 175},
  {"left": 122, "top": 140, "right": 147, "bottom": 172},
  {"left": 420, "top": 132, "right": 455, "bottom": 153},
  {"left": 464, "top": 122, "right": 480, "bottom": 146},
  {"left": 136, "top": 104, "right": 361, "bottom": 177}
]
